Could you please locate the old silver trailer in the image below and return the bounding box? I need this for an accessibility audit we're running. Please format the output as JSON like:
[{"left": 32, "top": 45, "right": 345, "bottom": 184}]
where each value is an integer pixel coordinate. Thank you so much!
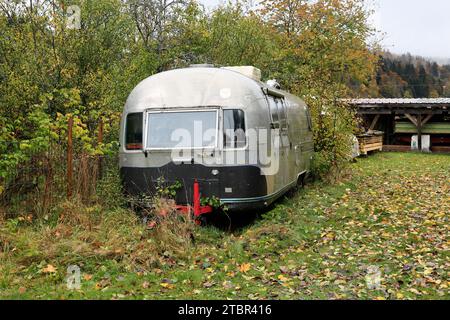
[{"left": 119, "top": 66, "right": 314, "bottom": 213}]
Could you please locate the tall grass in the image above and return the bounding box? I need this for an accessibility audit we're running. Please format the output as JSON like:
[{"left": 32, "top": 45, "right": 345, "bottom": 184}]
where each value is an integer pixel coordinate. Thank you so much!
[{"left": 0, "top": 196, "right": 196, "bottom": 279}]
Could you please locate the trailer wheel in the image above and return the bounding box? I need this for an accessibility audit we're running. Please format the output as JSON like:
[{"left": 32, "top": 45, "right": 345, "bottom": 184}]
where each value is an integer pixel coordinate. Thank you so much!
[{"left": 297, "top": 173, "right": 305, "bottom": 188}]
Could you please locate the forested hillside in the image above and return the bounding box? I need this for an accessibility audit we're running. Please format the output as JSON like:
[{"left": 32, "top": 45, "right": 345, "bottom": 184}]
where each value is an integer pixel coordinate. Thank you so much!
[{"left": 374, "top": 52, "right": 450, "bottom": 98}]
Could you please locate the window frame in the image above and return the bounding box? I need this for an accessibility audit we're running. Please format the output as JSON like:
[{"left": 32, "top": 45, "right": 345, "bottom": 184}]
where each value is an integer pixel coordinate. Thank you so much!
[
  {"left": 277, "top": 98, "right": 289, "bottom": 131},
  {"left": 222, "top": 108, "right": 248, "bottom": 150},
  {"left": 143, "top": 108, "right": 220, "bottom": 151},
  {"left": 267, "top": 96, "right": 280, "bottom": 128},
  {"left": 278, "top": 99, "right": 290, "bottom": 148},
  {"left": 124, "top": 112, "right": 144, "bottom": 153},
  {"left": 306, "top": 106, "right": 313, "bottom": 132}
]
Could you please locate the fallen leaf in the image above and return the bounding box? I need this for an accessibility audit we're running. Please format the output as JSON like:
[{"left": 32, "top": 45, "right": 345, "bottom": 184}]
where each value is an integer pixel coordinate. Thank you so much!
[
  {"left": 279, "top": 266, "right": 289, "bottom": 274},
  {"left": 42, "top": 264, "right": 57, "bottom": 274},
  {"left": 160, "top": 282, "right": 175, "bottom": 289},
  {"left": 239, "top": 263, "right": 251, "bottom": 273},
  {"left": 83, "top": 274, "right": 93, "bottom": 281},
  {"left": 278, "top": 274, "right": 289, "bottom": 282},
  {"left": 203, "top": 281, "right": 215, "bottom": 288}
]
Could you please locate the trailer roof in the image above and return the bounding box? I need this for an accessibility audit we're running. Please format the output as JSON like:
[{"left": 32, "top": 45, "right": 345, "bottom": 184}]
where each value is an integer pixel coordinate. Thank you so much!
[
  {"left": 123, "top": 67, "right": 300, "bottom": 112},
  {"left": 347, "top": 98, "right": 450, "bottom": 106}
]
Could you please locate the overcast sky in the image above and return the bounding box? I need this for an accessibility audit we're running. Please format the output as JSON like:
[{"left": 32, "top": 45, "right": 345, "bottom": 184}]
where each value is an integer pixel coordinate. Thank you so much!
[
  {"left": 371, "top": 0, "right": 450, "bottom": 58},
  {"left": 200, "top": 0, "right": 450, "bottom": 59}
]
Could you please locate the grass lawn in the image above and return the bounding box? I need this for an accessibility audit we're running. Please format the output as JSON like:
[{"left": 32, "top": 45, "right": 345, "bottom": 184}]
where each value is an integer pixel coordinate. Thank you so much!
[{"left": 0, "top": 152, "right": 449, "bottom": 300}]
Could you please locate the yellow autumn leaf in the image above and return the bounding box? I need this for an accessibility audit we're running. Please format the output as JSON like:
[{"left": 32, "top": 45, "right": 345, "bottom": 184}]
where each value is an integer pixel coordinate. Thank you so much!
[
  {"left": 278, "top": 274, "right": 289, "bottom": 282},
  {"left": 83, "top": 274, "right": 93, "bottom": 281},
  {"left": 239, "top": 263, "right": 251, "bottom": 273},
  {"left": 226, "top": 271, "right": 236, "bottom": 278},
  {"left": 160, "top": 282, "right": 175, "bottom": 289},
  {"left": 42, "top": 264, "right": 57, "bottom": 273}
]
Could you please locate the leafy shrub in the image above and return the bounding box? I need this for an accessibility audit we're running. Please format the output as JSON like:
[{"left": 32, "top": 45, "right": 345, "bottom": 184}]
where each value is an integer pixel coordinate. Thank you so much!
[{"left": 95, "top": 158, "right": 126, "bottom": 209}]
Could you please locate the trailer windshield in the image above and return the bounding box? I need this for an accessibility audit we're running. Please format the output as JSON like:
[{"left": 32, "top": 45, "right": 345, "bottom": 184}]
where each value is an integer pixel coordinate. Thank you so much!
[{"left": 145, "top": 110, "right": 218, "bottom": 149}]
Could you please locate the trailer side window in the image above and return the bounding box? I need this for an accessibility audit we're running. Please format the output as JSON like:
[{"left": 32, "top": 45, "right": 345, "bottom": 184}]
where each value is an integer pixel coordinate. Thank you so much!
[
  {"left": 125, "top": 112, "right": 143, "bottom": 150},
  {"left": 268, "top": 97, "right": 279, "bottom": 127},
  {"left": 278, "top": 99, "right": 290, "bottom": 147},
  {"left": 224, "top": 109, "right": 246, "bottom": 148},
  {"left": 306, "top": 107, "right": 312, "bottom": 131},
  {"left": 278, "top": 99, "right": 288, "bottom": 130}
]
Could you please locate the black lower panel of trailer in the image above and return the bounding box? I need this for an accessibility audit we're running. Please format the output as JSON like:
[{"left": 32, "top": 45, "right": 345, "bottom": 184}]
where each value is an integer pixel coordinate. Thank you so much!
[{"left": 120, "top": 163, "right": 268, "bottom": 207}]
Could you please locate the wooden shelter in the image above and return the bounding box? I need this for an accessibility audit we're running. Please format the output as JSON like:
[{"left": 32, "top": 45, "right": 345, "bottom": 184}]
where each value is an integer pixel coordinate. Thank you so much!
[{"left": 348, "top": 99, "right": 450, "bottom": 153}]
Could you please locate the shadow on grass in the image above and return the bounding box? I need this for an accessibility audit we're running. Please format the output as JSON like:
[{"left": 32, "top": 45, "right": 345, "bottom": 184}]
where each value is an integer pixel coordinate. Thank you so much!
[
  {"left": 204, "top": 210, "right": 262, "bottom": 233},
  {"left": 203, "top": 184, "right": 304, "bottom": 233}
]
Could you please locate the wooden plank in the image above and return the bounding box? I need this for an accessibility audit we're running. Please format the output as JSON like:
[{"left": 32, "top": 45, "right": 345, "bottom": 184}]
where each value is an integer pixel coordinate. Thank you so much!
[
  {"left": 357, "top": 108, "right": 442, "bottom": 115},
  {"left": 357, "top": 110, "right": 392, "bottom": 115},
  {"left": 417, "top": 114, "right": 422, "bottom": 151},
  {"left": 383, "top": 145, "right": 450, "bottom": 153},
  {"left": 359, "top": 133, "right": 383, "bottom": 154},
  {"left": 431, "top": 146, "right": 450, "bottom": 153},
  {"left": 395, "top": 122, "right": 450, "bottom": 134},
  {"left": 361, "top": 143, "right": 383, "bottom": 152},
  {"left": 421, "top": 114, "right": 433, "bottom": 126},
  {"left": 97, "top": 118, "right": 104, "bottom": 179},
  {"left": 405, "top": 114, "right": 418, "bottom": 127},
  {"left": 369, "top": 114, "right": 380, "bottom": 130}
]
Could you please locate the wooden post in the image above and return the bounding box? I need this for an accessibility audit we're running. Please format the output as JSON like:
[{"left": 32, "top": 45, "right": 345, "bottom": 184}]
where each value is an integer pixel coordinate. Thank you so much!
[
  {"left": 388, "top": 113, "right": 396, "bottom": 145},
  {"left": 405, "top": 114, "right": 418, "bottom": 127},
  {"left": 422, "top": 114, "right": 433, "bottom": 126},
  {"left": 369, "top": 114, "right": 380, "bottom": 131},
  {"left": 97, "top": 118, "right": 104, "bottom": 179},
  {"left": 80, "top": 153, "right": 89, "bottom": 202},
  {"left": 42, "top": 156, "right": 52, "bottom": 214},
  {"left": 417, "top": 114, "right": 422, "bottom": 151},
  {"left": 67, "top": 116, "right": 73, "bottom": 199}
]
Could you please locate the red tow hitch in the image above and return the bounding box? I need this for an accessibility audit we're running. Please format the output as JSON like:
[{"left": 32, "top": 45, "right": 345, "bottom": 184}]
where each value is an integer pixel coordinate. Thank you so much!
[{"left": 175, "top": 179, "right": 213, "bottom": 221}]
